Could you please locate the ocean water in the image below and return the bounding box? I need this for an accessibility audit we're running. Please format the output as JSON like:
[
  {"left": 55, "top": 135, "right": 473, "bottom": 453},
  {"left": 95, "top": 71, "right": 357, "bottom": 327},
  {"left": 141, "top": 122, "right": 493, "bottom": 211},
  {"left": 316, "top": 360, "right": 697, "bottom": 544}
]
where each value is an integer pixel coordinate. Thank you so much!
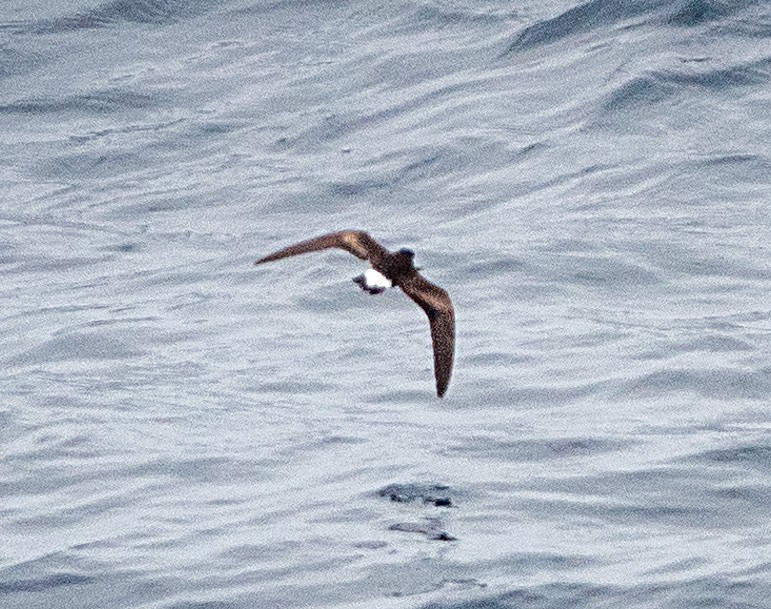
[{"left": 2, "top": 0, "right": 771, "bottom": 607}]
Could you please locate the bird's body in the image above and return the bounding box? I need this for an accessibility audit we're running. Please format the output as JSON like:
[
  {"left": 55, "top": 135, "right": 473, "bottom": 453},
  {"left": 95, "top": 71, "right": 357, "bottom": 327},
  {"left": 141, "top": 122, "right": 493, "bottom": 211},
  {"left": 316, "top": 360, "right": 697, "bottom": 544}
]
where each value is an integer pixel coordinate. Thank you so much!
[{"left": 254, "top": 230, "right": 455, "bottom": 397}]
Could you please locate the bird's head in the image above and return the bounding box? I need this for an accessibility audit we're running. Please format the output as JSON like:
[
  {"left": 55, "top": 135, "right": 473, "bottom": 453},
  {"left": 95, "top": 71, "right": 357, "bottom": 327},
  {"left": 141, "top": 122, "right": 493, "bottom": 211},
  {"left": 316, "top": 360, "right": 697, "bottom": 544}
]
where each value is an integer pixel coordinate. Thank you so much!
[{"left": 396, "top": 248, "right": 421, "bottom": 271}]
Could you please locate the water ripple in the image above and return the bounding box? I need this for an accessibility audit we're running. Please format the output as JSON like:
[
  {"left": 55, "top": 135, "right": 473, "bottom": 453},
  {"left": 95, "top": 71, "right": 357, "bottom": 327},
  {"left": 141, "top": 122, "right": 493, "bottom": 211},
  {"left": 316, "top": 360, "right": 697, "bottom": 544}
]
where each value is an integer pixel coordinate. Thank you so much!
[
  {"left": 0, "top": 89, "right": 164, "bottom": 116},
  {"left": 10, "top": 0, "right": 221, "bottom": 34},
  {"left": 505, "top": 0, "right": 665, "bottom": 53},
  {"left": 0, "top": 573, "right": 96, "bottom": 593},
  {"left": 624, "top": 368, "right": 771, "bottom": 400}
]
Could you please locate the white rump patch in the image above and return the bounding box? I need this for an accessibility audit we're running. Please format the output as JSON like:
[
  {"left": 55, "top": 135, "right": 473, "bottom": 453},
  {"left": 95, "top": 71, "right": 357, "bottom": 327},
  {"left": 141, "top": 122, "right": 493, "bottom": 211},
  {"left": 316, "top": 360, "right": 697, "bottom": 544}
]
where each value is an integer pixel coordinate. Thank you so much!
[{"left": 364, "top": 268, "right": 392, "bottom": 289}]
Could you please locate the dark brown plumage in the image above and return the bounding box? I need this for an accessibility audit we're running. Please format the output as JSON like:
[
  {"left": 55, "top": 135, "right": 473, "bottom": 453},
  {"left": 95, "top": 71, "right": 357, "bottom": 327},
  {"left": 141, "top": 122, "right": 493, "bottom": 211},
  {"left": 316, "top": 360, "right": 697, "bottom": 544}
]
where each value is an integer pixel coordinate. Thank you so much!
[{"left": 254, "top": 230, "right": 455, "bottom": 397}]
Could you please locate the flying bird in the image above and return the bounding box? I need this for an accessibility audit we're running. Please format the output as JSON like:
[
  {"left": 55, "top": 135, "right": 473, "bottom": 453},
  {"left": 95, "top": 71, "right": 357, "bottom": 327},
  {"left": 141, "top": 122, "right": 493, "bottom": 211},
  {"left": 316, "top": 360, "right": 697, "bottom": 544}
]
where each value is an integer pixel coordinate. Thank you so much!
[{"left": 254, "top": 230, "right": 455, "bottom": 397}]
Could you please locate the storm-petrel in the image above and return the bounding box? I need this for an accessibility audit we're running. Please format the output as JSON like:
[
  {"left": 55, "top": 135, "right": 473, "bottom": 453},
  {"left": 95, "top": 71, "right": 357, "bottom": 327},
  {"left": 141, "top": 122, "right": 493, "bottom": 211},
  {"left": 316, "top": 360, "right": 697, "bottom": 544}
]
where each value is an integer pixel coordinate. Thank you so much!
[{"left": 254, "top": 230, "right": 455, "bottom": 397}]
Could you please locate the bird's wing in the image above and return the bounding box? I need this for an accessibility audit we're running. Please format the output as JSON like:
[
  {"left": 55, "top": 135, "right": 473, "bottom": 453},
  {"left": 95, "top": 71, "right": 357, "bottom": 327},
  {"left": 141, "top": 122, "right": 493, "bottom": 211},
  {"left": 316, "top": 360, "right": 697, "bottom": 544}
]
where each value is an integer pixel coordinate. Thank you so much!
[
  {"left": 399, "top": 273, "right": 455, "bottom": 397},
  {"left": 254, "top": 230, "right": 389, "bottom": 265}
]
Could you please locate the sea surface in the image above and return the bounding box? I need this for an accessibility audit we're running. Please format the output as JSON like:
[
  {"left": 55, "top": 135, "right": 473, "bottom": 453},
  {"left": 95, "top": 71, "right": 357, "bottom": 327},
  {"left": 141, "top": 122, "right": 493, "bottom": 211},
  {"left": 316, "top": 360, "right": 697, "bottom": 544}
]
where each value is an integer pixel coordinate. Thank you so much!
[{"left": 2, "top": 1, "right": 771, "bottom": 607}]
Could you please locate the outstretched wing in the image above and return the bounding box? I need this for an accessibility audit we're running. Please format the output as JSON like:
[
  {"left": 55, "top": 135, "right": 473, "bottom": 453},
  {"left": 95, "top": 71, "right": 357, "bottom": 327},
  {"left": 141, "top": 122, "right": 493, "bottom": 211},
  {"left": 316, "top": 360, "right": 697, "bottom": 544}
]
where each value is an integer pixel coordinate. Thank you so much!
[
  {"left": 254, "top": 230, "right": 389, "bottom": 266},
  {"left": 399, "top": 273, "right": 455, "bottom": 398}
]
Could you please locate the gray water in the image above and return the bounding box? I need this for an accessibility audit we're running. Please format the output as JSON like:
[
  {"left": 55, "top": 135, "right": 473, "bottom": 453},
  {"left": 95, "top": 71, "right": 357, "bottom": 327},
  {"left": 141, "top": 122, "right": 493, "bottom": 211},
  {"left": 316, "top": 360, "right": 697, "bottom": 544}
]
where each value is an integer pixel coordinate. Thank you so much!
[{"left": 2, "top": 1, "right": 771, "bottom": 607}]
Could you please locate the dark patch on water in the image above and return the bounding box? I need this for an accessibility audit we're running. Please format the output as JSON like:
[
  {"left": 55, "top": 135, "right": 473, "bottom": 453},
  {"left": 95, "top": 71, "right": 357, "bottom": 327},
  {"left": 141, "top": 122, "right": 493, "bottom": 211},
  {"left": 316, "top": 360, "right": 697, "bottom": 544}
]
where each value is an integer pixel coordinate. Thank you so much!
[
  {"left": 166, "top": 602, "right": 236, "bottom": 609},
  {"left": 388, "top": 518, "right": 456, "bottom": 541},
  {"left": 690, "top": 445, "right": 771, "bottom": 472},
  {"left": 463, "top": 352, "right": 533, "bottom": 367},
  {"left": 711, "top": 484, "right": 771, "bottom": 512},
  {"left": 700, "top": 152, "right": 766, "bottom": 170},
  {"left": 468, "top": 380, "right": 605, "bottom": 407},
  {"left": 13, "top": 0, "right": 221, "bottom": 34},
  {"left": 504, "top": 0, "right": 664, "bottom": 53},
  {"left": 505, "top": 0, "right": 760, "bottom": 54},
  {"left": 0, "top": 46, "right": 45, "bottom": 78},
  {"left": 0, "top": 572, "right": 95, "bottom": 593},
  {"left": 602, "top": 58, "right": 771, "bottom": 115},
  {"left": 602, "top": 75, "right": 675, "bottom": 113},
  {"left": 69, "top": 118, "right": 185, "bottom": 144},
  {"left": 420, "top": 576, "right": 770, "bottom": 608},
  {"left": 411, "top": 4, "right": 514, "bottom": 29},
  {"left": 377, "top": 483, "right": 455, "bottom": 507},
  {"left": 6, "top": 331, "right": 144, "bottom": 366},
  {"left": 422, "top": 582, "right": 617, "bottom": 609},
  {"left": 0, "top": 410, "right": 12, "bottom": 435},
  {"left": 258, "top": 379, "right": 336, "bottom": 394},
  {"left": 670, "top": 335, "right": 754, "bottom": 353},
  {"left": 634, "top": 334, "right": 755, "bottom": 361},
  {"left": 367, "top": 389, "right": 436, "bottom": 404},
  {"left": 0, "top": 89, "right": 163, "bottom": 116},
  {"left": 623, "top": 368, "right": 771, "bottom": 400},
  {"left": 327, "top": 178, "right": 393, "bottom": 198},
  {"left": 461, "top": 255, "right": 530, "bottom": 280},
  {"left": 102, "top": 242, "right": 142, "bottom": 253},
  {"left": 188, "top": 121, "right": 247, "bottom": 138},
  {"left": 673, "top": 57, "right": 771, "bottom": 89},
  {"left": 667, "top": 0, "right": 755, "bottom": 27},
  {"left": 444, "top": 436, "right": 629, "bottom": 462},
  {"left": 378, "top": 484, "right": 458, "bottom": 540}
]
